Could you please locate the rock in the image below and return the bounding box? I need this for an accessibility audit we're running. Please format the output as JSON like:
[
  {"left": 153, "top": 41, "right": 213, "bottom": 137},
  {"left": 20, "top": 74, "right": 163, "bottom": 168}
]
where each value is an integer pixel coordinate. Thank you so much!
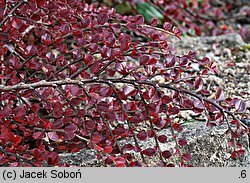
[
  {"left": 59, "top": 121, "right": 250, "bottom": 167},
  {"left": 170, "top": 33, "right": 245, "bottom": 55}
]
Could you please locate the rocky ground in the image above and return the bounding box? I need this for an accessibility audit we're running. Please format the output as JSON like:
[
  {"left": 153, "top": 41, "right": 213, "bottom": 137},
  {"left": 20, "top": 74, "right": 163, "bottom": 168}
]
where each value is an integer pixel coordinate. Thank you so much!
[{"left": 60, "top": 33, "right": 250, "bottom": 167}]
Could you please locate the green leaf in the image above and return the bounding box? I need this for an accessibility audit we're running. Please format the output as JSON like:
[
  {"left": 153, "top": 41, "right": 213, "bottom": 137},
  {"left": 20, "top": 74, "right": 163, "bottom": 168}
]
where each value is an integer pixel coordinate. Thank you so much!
[{"left": 136, "top": 3, "right": 164, "bottom": 22}]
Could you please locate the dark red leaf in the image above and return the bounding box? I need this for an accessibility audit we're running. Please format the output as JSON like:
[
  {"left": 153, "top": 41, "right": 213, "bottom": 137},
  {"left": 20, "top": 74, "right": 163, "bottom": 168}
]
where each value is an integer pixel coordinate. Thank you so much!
[
  {"left": 135, "top": 14, "right": 144, "bottom": 24},
  {"left": 178, "top": 138, "right": 187, "bottom": 146},
  {"left": 172, "top": 123, "right": 183, "bottom": 132},
  {"left": 230, "top": 151, "right": 238, "bottom": 159},
  {"left": 194, "top": 77, "right": 203, "bottom": 91},
  {"left": 142, "top": 148, "right": 157, "bottom": 156},
  {"left": 137, "top": 130, "right": 147, "bottom": 141},
  {"left": 98, "top": 13, "right": 109, "bottom": 24},
  {"left": 64, "top": 131, "right": 75, "bottom": 140},
  {"left": 91, "top": 135, "right": 102, "bottom": 144},
  {"left": 215, "top": 87, "right": 226, "bottom": 101},
  {"left": 12, "top": 18, "right": 23, "bottom": 29},
  {"left": 182, "top": 153, "right": 192, "bottom": 162},
  {"left": 97, "top": 101, "right": 109, "bottom": 111},
  {"left": 26, "top": 45, "right": 38, "bottom": 56},
  {"left": 123, "top": 85, "right": 137, "bottom": 96},
  {"left": 193, "top": 99, "right": 205, "bottom": 110},
  {"left": 0, "top": 107, "right": 12, "bottom": 118},
  {"left": 163, "top": 22, "right": 172, "bottom": 31},
  {"left": 85, "top": 120, "right": 96, "bottom": 130},
  {"left": 81, "top": 17, "right": 90, "bottom": 28},
  {"left": 116, "top": 163, "right": 126, "bottom": 167},
  {"left": 238, "top": 149, "right": 245, "bottom": 156},
  {"left": 41, "top": 33, "right": 52, "bottom": 45},
  {"left": 158, "top": 135, "right": 167, "bottom": 143},
  {"left": 165, "top": 54, "right": 175, "bottom": 67},
  {"left": 122, "top": 144, "right": 134, "bottom": 152},
  {"left": 48, "top": 132, "right": 59, "bottom": 142},
  {"left": 167, "top": 106, "right": 180, "bottom": 116},
  {"left": 47, "top": 152, "right": 59, "bottom": 165},
  {"left": 64, "top": 123, "right": 77, "bottom": 133},
  {"left": 119, "top": 33, "right": 130, "bottom": 51},
  {"left": 147, "top": 130, "right": 156, "bottom": 138},
  {"left": 32, "top": 132, "right": 44, "bottom": 139},
  {"left": 126, "top": 22, "right": 137, "bottom": 30},
  {"left": 162, "top": 150, "right": 172, "bottom": 159},
  {"left": 140, "top": 55, "right": 150, "bottom": 65},
  {"left": 235, "top": 99, "right": 246, "bottom": 113},
  {"left": 149, "top": 18, "right": 158, "bottom": 26}
]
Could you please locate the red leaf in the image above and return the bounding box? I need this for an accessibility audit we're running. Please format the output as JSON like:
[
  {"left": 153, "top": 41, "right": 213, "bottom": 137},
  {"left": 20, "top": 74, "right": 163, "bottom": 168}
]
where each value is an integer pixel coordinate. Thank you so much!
[
  {"left": 41, "top": 33, "right": 52, "bottom": 45},
  {"left": 60, "top": 24, "right": 70, "bottom": 35},
  {"left": 137, "top": 130, "right": 147, "bottom": 141},
  {"left": 123, "top": 85, "right": 137, "bottom": 96},
  {"left": 162, "top": 95, "right": 171, "bottom": 104},
  {"left": 104, "top": 146, "right": 113, "bottom": 154},
  {"left": 64, "top": 123, "right": 77, "bottom": 133},
  {"left": 52, "top": 119, "right": 63, "bottom": 129},
  {"left": 140, "top": 55, "right": 150, "bottom": 65},
  {"left": 230, "top": 151, "right": 238, "bottom": 159},
  {"left": 193, "top": 99, "right": 205, "bottom": 110},
  {"left": 142, "top": 148, "right": 157, "bottom": 156},
  {"left": 32, "top": 132, "right": 44, "bottom": 139},
  {"left": 26, "top": 45, "right": 38, "bottom": 56},
  {"left": 172, "top": 123, "right": 183, "bottom": 132},
  {"left": 97, "top": 101, "right": 109, "bottom": 111},
  {"left": 0, "top": 107, "right": 12, "bottom": 118},
  {"left": 91, "top": 135, "right": 102, "bottom": 144},
  {"left": 149, "top": 18, "right": 158, "bottom": 26},
  {"left": 84, "top": 54, "right": 94, "bottom": 65},
  {"left": 119, "top": 33, "right": 130, "bottom": 51},
  {"left": 147, "top": 129, "right": 156, "bottom": 138},
  {"left": 81, "top": 17, "right": 90, "bottom": 28},
  {"left": 100, "top": 87, "right": 113, "bottom": 97},
  {"left": 90, "top": 60, "right": 100, "bottom": 73},
  {"left": 98, "top": 13, "right": 109, "bottom": 24},
  {"left": 12, "top": 18, "right": 23, "bottom": 29},
  {"left": 162, "top": 150, "right": 172, "bottom": 159},
  {"left": 126, "top": 22, "right": 137, "bottom": 30},
  {"left": 215, "top": 87, "right": 225, "bottom": 101},
  {"left": 194, "top": 77, "right": 203, "bottom": 91},
  {"left": 64, "top": 108, "right": 74, "bottom": 116},
  {"left": 85, "top": 120, "right": 96, "bottom": 130},
  {"left": 158, "top": 135, "right": 167, "bottom": 143},
  {"left": 182, "top": 153, "right": 192, "bottom": 162},
  {"left": 148, "top": 57, "right": 157, "bottom": 65},
  {"left": 9, "top": 162, "right": 19, "bottom": 167},
  {"left": 94, "top": 145, "right": 103, "bottom": 152},
  {"left": 47, "top": 152, "right": 59, "bottom": 165},
  {"left": 165, "top": 54, "right": 176, "bottom": 67},
  {"left": 178, "top": 138, "right": 187, "bottom": 146},
  {"left": 235, "top": 99, "right": 246, "bottom": 113},
  {"left": 48, "top": 132, "right": 59, "bottom": 142},
  {"left": 163, "top": 22, "right": 172, "bottom": 31},
  {"left": 9, "top": 56, "right": 22, "bottom": 69},
  {"left": 122, "top": 144, "right": 134, "bottom": 152},
  {"left": 64, "top": 131, "right": 75, "bottom": 140},
  {"left": 168, "top": 106, "right": 180, "bottom": 116},
  {"left": 116, "top": 163, "right": 126, "bottom": 167},
  {"left": 69, "top": 85, "right": 82, "bottom": 96},
  {"left": 238, "top": 149, "right": 245, "bottom": 156},
  {"left": 135, "top": 15, "right": 144, "bottom": 24}
]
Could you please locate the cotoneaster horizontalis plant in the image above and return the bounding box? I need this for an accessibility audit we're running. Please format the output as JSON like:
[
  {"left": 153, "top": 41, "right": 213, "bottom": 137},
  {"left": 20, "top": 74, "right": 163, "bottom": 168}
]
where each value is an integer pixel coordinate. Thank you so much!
[{"left": 0, "top": 0, "right": 249, "bottom": 167}]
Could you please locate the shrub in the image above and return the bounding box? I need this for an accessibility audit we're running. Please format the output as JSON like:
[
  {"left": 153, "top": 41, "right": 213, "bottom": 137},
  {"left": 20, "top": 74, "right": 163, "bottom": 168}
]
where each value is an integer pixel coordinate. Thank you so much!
[
  {"left": 104, "top": 0, "right": 250, "bottom": 42},
  {"left": 0, "top": 0, "right": 248, "bottom": 167}
]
